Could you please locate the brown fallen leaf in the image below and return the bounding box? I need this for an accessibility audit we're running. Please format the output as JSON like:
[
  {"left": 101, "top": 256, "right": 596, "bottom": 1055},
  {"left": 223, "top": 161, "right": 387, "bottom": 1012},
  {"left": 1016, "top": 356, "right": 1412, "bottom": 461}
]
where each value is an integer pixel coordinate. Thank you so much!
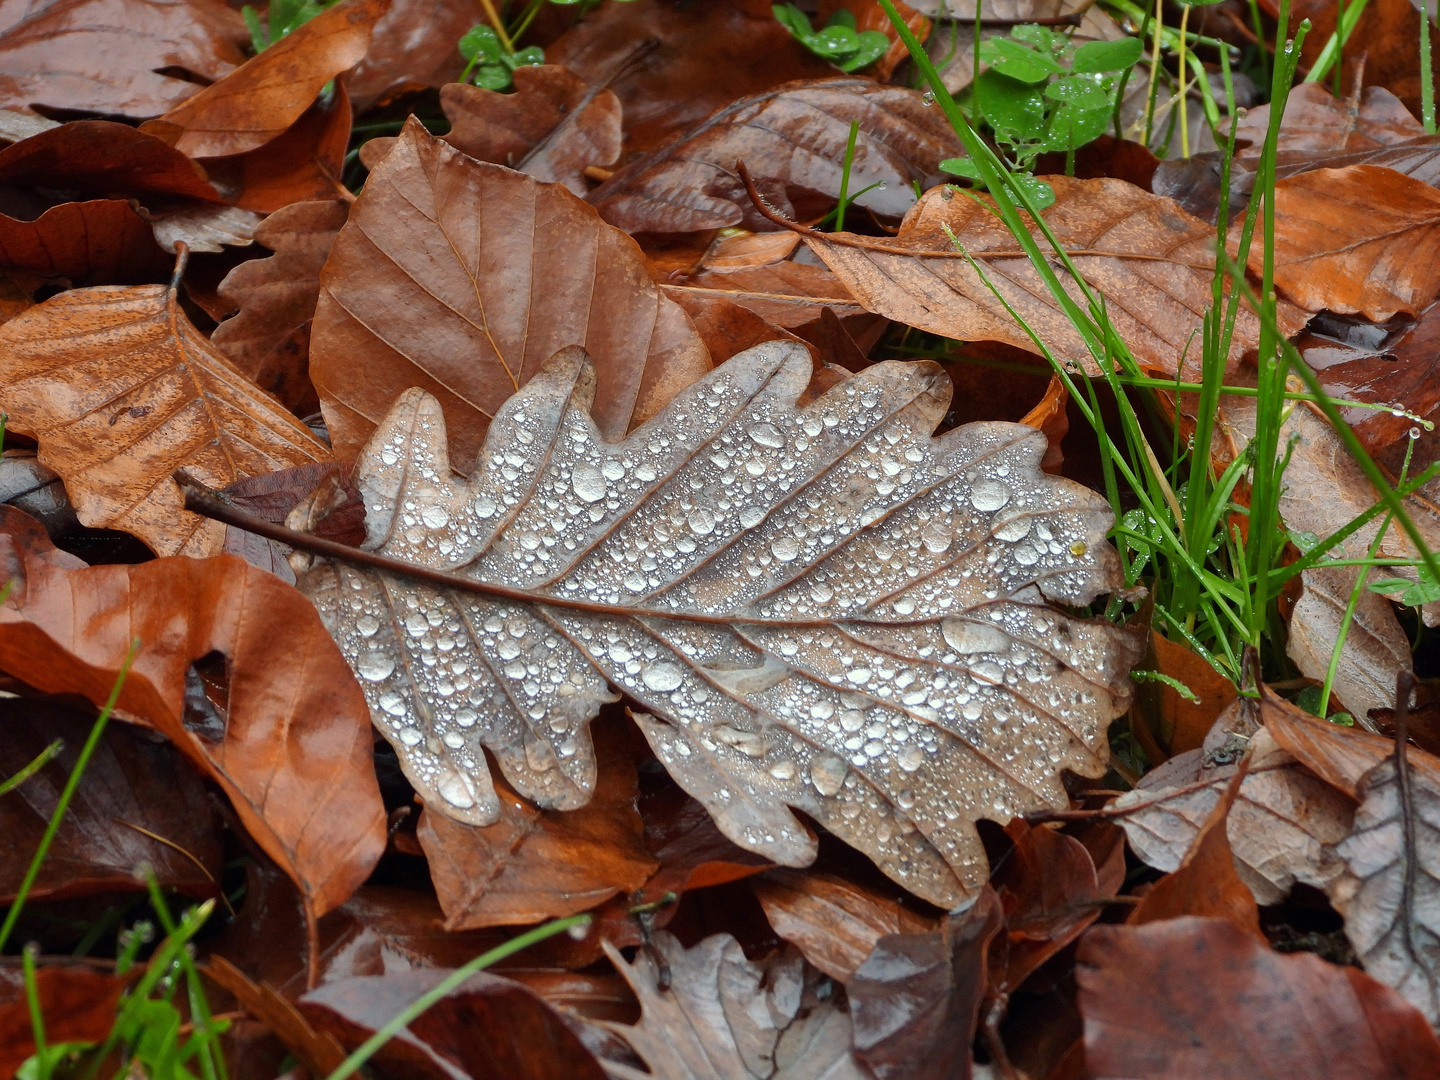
[
  {"left": 149, "top": 204, "right": 262, "bottom": 255},
  {"left": 0, "top": 120, "right": 222, "bottom": 202},
  {"left": 1248, "top": 165, "right": 1440, "bottom": 321},
  {"left": 0, "top": 965, "right": 127, "bottom": 1077},
  {"left": 1328, "top": 727, "right": 1440, "bottom": 1024},
  {"left": 0, "top": 0, "right": 248, "bottom": 118},
  {"left": 800, "top": 177, "right": 1303, "bottom": 379},
  {"left": 299, "top": 967, "right": 608, "bottom": 1080},
  {"left": 143, "top": 0, "right": 384, "bottom": 159},
  {"left": 588, "top": 78, "right": 960, "bottom": 235},
  {"left": 752, "top": 868, "right": 935, "bottom": 982},
  {"left": 847, "top": 887, "right": 1004, "bottom": 1080},
  {"left": 1077, "top": 916, "right": 1440, "bottom": 1079},
  {"left": 0, "top": 200, "right": 169, "bottom": 284},
  {"left": 1115, "top": 697, "right": 1356, "bottom": 905},
  {"left": 440, "top": 67, "right": 621, "bottom": 196},
  {"left": 203, "top": 955, "right": 348, "bottom": 1078},
  {"left": 212, "top": 199, "right": 348, "bottom": 410},
  {"left": 0, "top": 506, "right": 385, "bottom": 921},
  {"left": 309, "top": 118, "right": 711, "bottom": 474},
  {"left": 1262, "top": 685, "right": 1399, "bottom": 798},
  {"left": 0, "top": 279, "right": 332, "bottom": 557},
  {"left": 1, "top": 697, "right": 222, "bottom": 903},
  {"left": 603, "top": 933, "right": 867, "bottom": 1080},
  {"left": 1130, "top": 630, "right": 1240, "bottom": 760},
  {"left": 344, "top": 0, "right": 482, "bottom": 109},
  {"left": 1233, "top": 82, "right": 1427, "bottom": 158},
  {"left": 417, "top": 719, "right": 658, "bottom": 930},
  {"left": 664, "top": 287, "right": 818, "bottom": 369},
  {"left": 285, "top": 342, "right": 1140, "bottom": 908},
  {"left": 546, "top": 0, "right": 836, "bottom": 157}
]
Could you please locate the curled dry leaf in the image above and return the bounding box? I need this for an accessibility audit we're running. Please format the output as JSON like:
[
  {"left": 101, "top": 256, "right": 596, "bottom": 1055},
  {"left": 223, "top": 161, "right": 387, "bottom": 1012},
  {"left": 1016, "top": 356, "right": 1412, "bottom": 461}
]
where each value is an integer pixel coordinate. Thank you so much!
[
  {"left": 0, "top": 0, "right": 248, "bottom": 118},
  {"left": 0, "top": 506, "right": 385, "bottom": 920},
  {"left": 0, "top": 282, "right": 331, "bottom": 557},
  {"left": 1247, "top": 165, "right": 1440, "bottom": 322},
  {"left": 751, "top": 868, "right": 935, "bottom": 982},
  {"left": 546, "top": 0, "right": 836, "bottom": 157},
  {"left": 801, "top": 178, "right": 1303, "bottom": 380},
  {"left": 602, "top": 933, "right": 867, "bottom": 1080},
  {"left": 213, "top": 199, "right": 348, "bottom": 409},
  {"left": 416, "top": 720, "right": 658, "bottom": 930},
  {"left": 0, "top": 200, "right": 169, "bottom": 283},
  {"left": 1114, "top": 714, "right": 1355, "bottom": 906},
  {"left": 296, "top": 341, "right": 1138, "bottom": 909},
  {"left": 1079, "top": 916, "right": 1440, "bottom": 1079},
  {"left": 847, "top": 887, "right": 1003, "bottom": 1080},
  {"left": 310, "top": 119, "right": 711, "bottom": 474},
  {"left": 0, "top": 697, "right": 222, "bottom": 903},
  {"left": 441, "top": 67, "right": 622, "bottom": 197},
  {"left": 1329, "top": 736, "right": 1440, "bottom": 1025},
  {"left": 0, "top": 119, "right": 221, "bottom": 201},
  {"left": 144, "top": 0, "right": 384, "bottom": 158},
  {"left": 588, "top": 78, "right": 960, "bottom": 235}
]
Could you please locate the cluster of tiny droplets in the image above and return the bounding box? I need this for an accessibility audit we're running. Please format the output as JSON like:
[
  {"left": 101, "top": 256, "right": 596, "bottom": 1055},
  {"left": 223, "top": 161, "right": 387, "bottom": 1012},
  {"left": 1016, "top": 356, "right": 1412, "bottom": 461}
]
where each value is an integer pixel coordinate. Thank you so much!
[{"left": 304, "top": 344, "right": 1131, "bottom": 907}]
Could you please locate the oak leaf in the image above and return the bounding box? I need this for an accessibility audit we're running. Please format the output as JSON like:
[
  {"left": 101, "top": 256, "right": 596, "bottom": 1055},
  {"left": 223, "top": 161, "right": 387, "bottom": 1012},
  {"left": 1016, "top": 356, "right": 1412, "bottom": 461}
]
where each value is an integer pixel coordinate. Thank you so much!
[
  {"left": 295, "top": 340, "right": 1139, "bottom": 908},
  {"left": 587, "top": 77, "right": 960, "bottom": 235},
  {"left": 0, "top": 505, "right": 385, "bottom": 920},
  {"left": 441, "top": 67, "right": 621, "bottom": 197},
  {"left": 0, "top": 0, "right": 248, "bottom": 118},
  {"left": 1249, "top": 164, "right": 1440, "bottom": 321},
  {"left": 143, "top": 0, "right": 385, "bottom": 159},
  {"left": 602, "top": 933, "right": 867, "bottom": 1080},
  {"left": 309, "top": 119, "right": 711, "bottom": 475},
  {"left": 800, "top": 177, "right": 1304, "bottom": 379},
  {"left": 0, "top": 282, "right": 331, "bottom": 557}
]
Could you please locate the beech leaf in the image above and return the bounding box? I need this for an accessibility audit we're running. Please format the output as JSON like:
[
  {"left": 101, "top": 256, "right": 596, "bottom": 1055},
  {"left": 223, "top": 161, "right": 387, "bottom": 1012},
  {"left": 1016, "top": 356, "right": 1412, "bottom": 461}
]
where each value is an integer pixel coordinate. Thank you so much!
[
  {"left": 295, "top": 340, "right": 1139, "bottom": 907},
  {"left": 0, "top": 282, "right": 332, "bottom": 557}
]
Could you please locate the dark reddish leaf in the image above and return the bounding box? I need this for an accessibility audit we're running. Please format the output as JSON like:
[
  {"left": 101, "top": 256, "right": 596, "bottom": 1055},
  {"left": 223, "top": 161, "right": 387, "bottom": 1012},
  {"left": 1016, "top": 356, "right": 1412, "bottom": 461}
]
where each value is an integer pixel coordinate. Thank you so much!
[
  {"left": 547, "top": 0, "right": 835, "bottom": 157},
  {"left": 203, "top": 955, "right": 349, "bottom": 1078},
  {"left": 345, "top": 0, "right": 483, "bottom": 109},
  {"left": 1233, "top": 82, "right": 1426, "bottom": 158},
  {"left": 0, "top": 200, "right": 169, "bottom": 284},
  {"left": 1078, "top": 917, "right": 1440, "bottom": 1079},
  {"left": 0, "top": 965, "right": 126, "bottom": 1077},
  {"left": 0, "top": 0, "right": 248, "bottom": 118},
  {"left": 1, "top": 697, "right": 222, "bottom": 903},
  {"left": 144, "top": 0, "right": 384, "bottom": 159},
  {"left": 665, "top": 286, "right": 818, "bottom": 367},
  {"left": 0, "top": 505, "right": 385, "bottom": 921},
  {"left": 752, "top": 868, "right": 935, "bottom": 982},
  {"left": 221, "top": 462, "right": 365, "bottom": 547},
  {"left": 587, "top": 77, "right": 960, "bottom": 234},
  {"left": 0, "top": 120, "right": 221, "bottom": 201},
  {"left": 212, "top": 199, "right": 348, "bottom": 411},
  {"left": 299, "top": 968, "right": 607, "bottom": 1080},
  {"left": 848, "top": 886, "right": 1004, "bottom": 1080},
  {"left": 441, "top": 67, "right": 621, "bottom": 196}
]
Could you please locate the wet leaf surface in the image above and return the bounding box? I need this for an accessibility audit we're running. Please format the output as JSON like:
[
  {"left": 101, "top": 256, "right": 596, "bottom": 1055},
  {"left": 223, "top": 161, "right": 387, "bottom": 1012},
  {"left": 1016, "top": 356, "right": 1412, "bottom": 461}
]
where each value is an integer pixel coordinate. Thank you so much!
[
  {"left": 309, "top": 119, "right": 711, "bottom": 474},
  {"left": 0, "top": 199, "right": 170, "bottom": 283},
  {"left": 0, "top": 505, "right": 385, "bottom": 920},
  {"left": 0, "top": 965, "right": 127, "bottom": 1077},
  {"left": 0, "top": 119, "right": 222, "bottom": 201},
  {"left": 0, "top": 281, "right": 331, "bottom": 557},
  {"left": 298, "top": 342, "right": 1139, "bottom": 907},
  {"left": 587, "top": 77, "right": 960, "bottom": 234}
]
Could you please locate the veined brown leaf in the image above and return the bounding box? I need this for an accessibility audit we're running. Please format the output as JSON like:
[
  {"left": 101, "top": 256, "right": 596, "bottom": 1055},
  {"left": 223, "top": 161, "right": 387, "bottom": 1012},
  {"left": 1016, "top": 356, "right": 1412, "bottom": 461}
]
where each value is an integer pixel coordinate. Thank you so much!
[
  {"left": 292, "top": 341, "right": 1140, "bottom": 907},
  {"left": 0, "top": 282, "right": 331, "bottom": 557},
  {"left": 798, "top": 177, "right": 1304, "bottom": 379}
]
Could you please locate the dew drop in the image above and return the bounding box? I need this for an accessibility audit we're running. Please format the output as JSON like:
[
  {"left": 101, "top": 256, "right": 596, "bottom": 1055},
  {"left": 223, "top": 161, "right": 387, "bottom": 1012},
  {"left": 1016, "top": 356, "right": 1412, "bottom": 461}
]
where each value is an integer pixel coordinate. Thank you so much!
[
  {"left": 897, "top": 743, "right": 924, "bottom": 772},
  {"left": 356, "top": 615, "right": 381, "bottom": 637},
  {"left": 601, "top": 459, "right": 626, "bottom": 481},
  {"left": 748, "top": 421, "right": 785, "bottom": 448},
  {"left": 688, "top": 508, "right": 716, "bottom": 535},
  {"left": 769, "top": 759, "right": 797, "bottom": 781},
  {"left": 941, "top": 618, "right": 1011, "bottom": 655},
  {"left": 473, "top": 494, "right": 497, "bottom": 518},
  {"left": 810, "top": 754, "right": 849, "bottom": 797},
  {"left": 421, "top": 504, "right": 450, "bottom": 529},
  {"left": 970, "top": 479, "right": 1011, "bottom": 512},
  {"left": 379, "top": 691, "right": 407, "bottom": 716},
  {"left": 771, "top": 536, "right": 800, "bottom": 561},
  {"left": 571, "top": 463, "right": 607, "bottom": 503},
  {"left": 739, "top": 505, "right": 766, "bottom": 529},
  {"left": 1069, "top": 540, "right": 1088, "bottom": 557},
  {"left": 642, "top": 662, "right": 684, "bottom": 692},
  {"left": 443, "top": 732, "right": 465, "bottom": 749},
  {"left": 357, "top": 651, "right": 395, "bottom": 682},
  {"left": 438, "top": 771, "right": 476, "bottom": 809},
  {"left": 398, "top": 727, "right": 422, "bottom": 746}
]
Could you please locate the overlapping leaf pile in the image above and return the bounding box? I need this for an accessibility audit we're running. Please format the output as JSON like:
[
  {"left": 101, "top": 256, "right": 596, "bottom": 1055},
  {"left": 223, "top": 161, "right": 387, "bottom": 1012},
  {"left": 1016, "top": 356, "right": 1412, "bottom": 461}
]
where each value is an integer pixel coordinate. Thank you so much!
[{"left": 5, "top": 0, "right": 1440, "bottom": 1076}]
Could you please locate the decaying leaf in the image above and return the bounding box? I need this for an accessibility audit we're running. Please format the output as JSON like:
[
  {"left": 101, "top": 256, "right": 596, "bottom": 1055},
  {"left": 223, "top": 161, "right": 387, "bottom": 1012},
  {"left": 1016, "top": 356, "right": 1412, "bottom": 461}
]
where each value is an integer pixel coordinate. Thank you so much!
[
  {"left": 602, "top": 933, "right": 867, "bottom": 1080},
  {"left": 1078, "top": 916, "right": 1440, "bottom": 1080},
  {"left": 416, "top": 720, "right": 658, "bottom": 930},
  {"left": 296, "top": 340, "right": 1138, "bottom": 908},
  {"left": 0, "top": 506, "right": 385, "bottom": 920},
  {"left": 0, "top": 282, "right": 331, "bottom": 557},
  {"left": 0, "top": 0, "right": 248, "bottom": 118},
  {"left": 143, "top": 0, "right": 383, "bottom": 158},
  {"left": 441, "top": 67, "right": 622, "bottom": 197},
  {"left": 1250, "top": 165, "right": 1440, "bottom": 322},
  {"left": 800, "top": 177, "right": 1303, "bottom": 379},
  {"left": 587, "top": 78, "right": 960, "bottom": 235},
  {"left": 309, "top": 119, "right": 712, "bottom": 474},
  {"left": 1233, "top": 83, "right": 1427, "bottom": 158},
  {"left": 1329, "top": 736, "right": 1440, "bottom": 1025},
  {"left": 1114, "top": 704, "right": 1355, "bottom": 905}
]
